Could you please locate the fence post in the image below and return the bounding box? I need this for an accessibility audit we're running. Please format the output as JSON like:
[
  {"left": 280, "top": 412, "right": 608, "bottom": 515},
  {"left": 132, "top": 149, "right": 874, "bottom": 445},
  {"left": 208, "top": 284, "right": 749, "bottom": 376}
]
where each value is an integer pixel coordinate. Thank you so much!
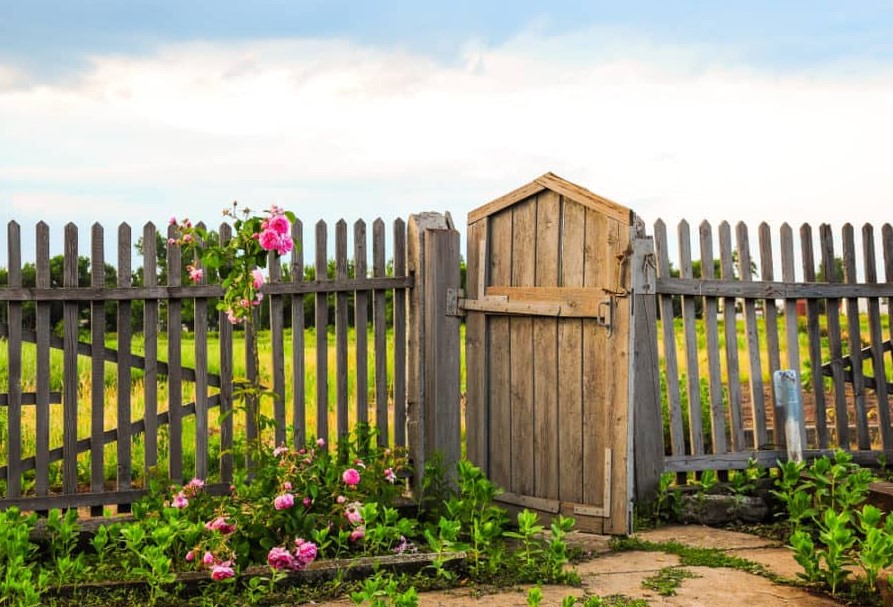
[
  {"left": 629, "top": 225, "right": 665, "bottom": 502},
  {"left": 774, "top": 370, "right": 805, "bottom": 463},
  {"left": 406, "top": 212, "right": 461, "bottom": 490}
]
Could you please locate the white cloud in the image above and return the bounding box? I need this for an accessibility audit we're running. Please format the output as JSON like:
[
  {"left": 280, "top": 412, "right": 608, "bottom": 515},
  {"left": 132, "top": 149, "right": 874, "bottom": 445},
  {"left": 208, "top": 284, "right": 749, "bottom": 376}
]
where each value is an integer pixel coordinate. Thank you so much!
[{"left": 1, "top": 28, "right": 892, "bottom": 267}]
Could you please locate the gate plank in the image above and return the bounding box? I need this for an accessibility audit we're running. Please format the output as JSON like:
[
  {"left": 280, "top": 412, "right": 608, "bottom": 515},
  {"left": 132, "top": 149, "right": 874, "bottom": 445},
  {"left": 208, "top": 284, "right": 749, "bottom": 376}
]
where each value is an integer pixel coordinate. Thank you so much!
[
  {"left": 510, "top": 198, "right": 536, "bottom": 496},
  {"left": 864, "top": 225, "right": 892, "bottom": 449},
  {"left": 194, "top": 225, "right": 209, "bottom": 479},
  {"left": 465, "top": 219, "right": 487, "bottom": 469},
  {"left": 558, "top": 197, "right": 585, "bottom": 503},
  {"left": 218, "top": 224, "right": 234, "bottom": 482},
  {"left": 780, "top": 224, "right": 807, "bottom": 446},
  {"left": 801, "top": 224, "right": 828, "bottom": 448},
  {"left": 843, "top": 224, "right": 870, "bottom": 449},
  {"left": 820, "top": 224, "right": 849, "bottom": 448},
  {"left": 533, "top": 190, "right": 560, "bottom": 499},
  {"left": 269, "top": 249, "right": 286, "bottom": 447},
  {"left": 582, "top": 208, "right": 608, "bottom": 520},
  {"left": 488, "top": 209, "right": 513, "bottom": 492}
]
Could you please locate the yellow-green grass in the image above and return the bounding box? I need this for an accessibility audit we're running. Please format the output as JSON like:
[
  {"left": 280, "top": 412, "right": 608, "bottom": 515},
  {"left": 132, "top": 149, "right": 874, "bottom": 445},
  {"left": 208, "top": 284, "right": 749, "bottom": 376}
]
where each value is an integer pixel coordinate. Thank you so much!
[{"left": 0, "top": 326, "right": 467, "bottom": 490}]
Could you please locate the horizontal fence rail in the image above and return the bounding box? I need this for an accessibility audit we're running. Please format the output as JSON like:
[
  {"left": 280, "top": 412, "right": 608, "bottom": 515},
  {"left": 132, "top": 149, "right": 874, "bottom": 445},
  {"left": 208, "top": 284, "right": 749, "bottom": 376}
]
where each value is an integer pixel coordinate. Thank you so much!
[
  {"left": 0, "top": 217, "right": 412, "bottom": 512},
  {"left": 653, "top": 219, "right": 893, "bottom": 473}
]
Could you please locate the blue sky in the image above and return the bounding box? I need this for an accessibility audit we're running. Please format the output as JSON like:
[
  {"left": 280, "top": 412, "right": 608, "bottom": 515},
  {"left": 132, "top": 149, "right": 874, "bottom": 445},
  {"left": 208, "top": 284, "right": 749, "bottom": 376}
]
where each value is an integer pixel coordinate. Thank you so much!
[{"left": 2, "top": 1, "right": 893, "bottom": 267}]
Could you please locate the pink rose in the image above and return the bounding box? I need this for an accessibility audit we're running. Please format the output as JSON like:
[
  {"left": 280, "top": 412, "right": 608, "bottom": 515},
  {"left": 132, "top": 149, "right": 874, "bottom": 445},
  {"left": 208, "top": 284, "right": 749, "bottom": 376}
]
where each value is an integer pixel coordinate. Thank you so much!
[
  {"left": 252, "top": 268, "right": 264, "bottom": 289},
  {"left": 211, "top": 564, "right": 234, "bottom": 581},
  {"left": 273, "top": 445, "right": 288, "bottom": 457},
  {"left": 349, "top": 526, "right": 365, "bottom": 543},
  {"left": 259, "top": 229, "right": 281, "bottom": 251},
  {"left": 276, "top": 236, "right": 294, "bottom": 255},
  {"left": 205, "top": 516, "right": 236, "bottom": 535},
  {"left": 303, "top": 497, "right": 311, "bottom": 508},
  {"left": 202, "top": 551, "right": 215, "bottom": 566},
  {"left": 316, "top": 438, "right": 326, "bottom": 448},
  {"left": 187, "top": 265, "right": 203, "bottom": 283},
  {"left": 169, "top": 216, "right": 177, "bottom": 225},
  {"left": 345, "top": 502, "right": 363, "bottom": 525},
  {"left": 292, "top": 539, "right": 318, "bottom": 569},
  {"left": 274, "top": 493, "right": 295, "bottom": 510},
  {"left": 226, "top": 309, "right": 239, "bottom": 324},
  {"left": 186, "top": 477, "right": 205, "bottom": 490},
  {"left": 267, "top": 546, "right": 294, "bottom": 570},
  {"left": 336, "top": 495, "right": 346, "bottom": 504},
  {"left": 283, "top": 481, "right": 292, "bottom": 491},
  {"left": 172, "top": 492, "right": 189, "bottom": 509},
  {"left": 186, "top": 551, "right": 195, "bottom": 562},
  {"left": 267, "top": 215, "right": 290, "bottom": 236},
  {"left": 342, "top": 468, "right": 361, "bottom": 486},
  {"left": 384, "top": 468, "right": 397, "bottom": 484}
]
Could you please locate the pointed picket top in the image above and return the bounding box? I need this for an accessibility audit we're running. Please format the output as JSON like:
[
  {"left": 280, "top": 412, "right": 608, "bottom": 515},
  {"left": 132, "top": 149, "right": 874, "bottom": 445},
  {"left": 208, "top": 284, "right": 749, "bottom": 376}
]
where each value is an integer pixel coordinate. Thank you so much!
[
  {"left": 698, "top": 220, "right": 716, "bottom": 279},
  {"left": 652, "top": 219, "right": 670, "bottom": 277},
  {"left": 699, "top": 219, "right": 712, "bottom": 234}
]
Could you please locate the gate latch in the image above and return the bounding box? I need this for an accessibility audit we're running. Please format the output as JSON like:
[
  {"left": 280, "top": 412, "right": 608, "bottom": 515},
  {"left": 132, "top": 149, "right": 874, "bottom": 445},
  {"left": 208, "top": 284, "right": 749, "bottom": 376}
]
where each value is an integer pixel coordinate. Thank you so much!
[{"left": 446, "top": 288, "right": 464, "bottom": 316}]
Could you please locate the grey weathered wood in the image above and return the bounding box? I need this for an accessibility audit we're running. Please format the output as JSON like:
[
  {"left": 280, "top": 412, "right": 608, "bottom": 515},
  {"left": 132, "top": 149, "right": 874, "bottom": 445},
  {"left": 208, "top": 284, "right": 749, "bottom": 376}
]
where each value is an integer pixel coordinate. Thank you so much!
[
  {"left": 863, "top": 224, "right": 892, "bottom": 449},
  {"left": 117, "top": 223, "right": 133, "bottom": 498},
  {"left": 406, "top": 212, "right": 455, "bottom": 488},
  {"left": 533, "top": 191, "right": 560, "bottom": 500},
  {"left": 354, "top": 220, "right": 369, "bottom": 426},
  {"left": 801, "top": 224, "right": 828, "bottom": 448},
  {"left": 0, "top": 276, "right": 414, "bottom": 301},
  {"left": 885, "top": 225, "right": 893, "bottom": 403},
  {"left": 6, "top": 222, "right": 22, "bottom": 497},
  {"left": 843, "top": 224, "right": 869, "bottom": 449},
  {"left": 373, "top": 219, "right": 389, "bottom": 445},
  {"left": 699, "top": 221, "right": 726, "bottom": 454},
  {"left": 393, "top": 219, "right": 407, "bottom": 447},
  {"left": 290, "top": 220, "right": 305, "bottom": 448},
  {"left": 423, "top": 228, "right": 462, "bottom": 479},
  {"left": 143, "top": 223, "right": 158, "bottom": 478},
  {"left": 193, "top": 226, "right": 209, "bottom": 479},
  {"left": 631, "top": 233, "right": 665, "bottom": 501},
  {"left": 759, "top": 223, "right": 783, "bottom": 447},
  {"left": 90, "top": 224, "right": 106, "bottom": 510},
  {"left": 678, "top": 220, "right": 704, "bottom": 455},
  {"left": 821, "top": 223, "right": 849, "bottom": 448},
  {"left": 654, "top": 220, "right": 685, "bottom": 456},
  {"left": 35, "top": 222, "right": 51, "bottom": 497},
  {"left": 142, "top": 223, "right": 159, "bottom": 474},
  {"left": 245, "top": 310, "right": 258, "bottom": 475},
  {"left": 719, "top": 222, "right": 745, "bottom": 451},
  {"left": 653, "top": 278, "right": 893, "bottom": 298},
  {"left": 464, "top": 218, "right": 487, "bottom": 471},
  {"left": 269, "top": 250, "right": 286, "bottom": 446},
  {"left": 315, "top": 220, "right": 329, "bottom": 443},
  {"left": 737, "top": 222, "right": 768, "bottom": 449},
  {"left": 335, "top": 220, "right": 349, "bottom": 439},
  {"left": 218, "top": 223, "right": 234, "bottom": 482},
  {"left": 780, "top": 225, "right": 801, "bottom": 378},
  {"left": 63, "top": 223, "right": 79, "bottom": 494},
  {"left": 166, "top": 224, "right": 183, "bottom": 483}
]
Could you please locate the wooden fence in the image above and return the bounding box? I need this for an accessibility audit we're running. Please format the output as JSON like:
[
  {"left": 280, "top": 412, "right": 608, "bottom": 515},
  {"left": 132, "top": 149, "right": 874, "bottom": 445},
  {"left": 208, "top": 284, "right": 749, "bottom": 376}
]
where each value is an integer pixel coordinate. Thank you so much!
[
  {"left": 649, "top": 219, "right": 893, "bottom": 474},
  {"left": 0, "top": 214, "right": 462, "bottom": 512}
]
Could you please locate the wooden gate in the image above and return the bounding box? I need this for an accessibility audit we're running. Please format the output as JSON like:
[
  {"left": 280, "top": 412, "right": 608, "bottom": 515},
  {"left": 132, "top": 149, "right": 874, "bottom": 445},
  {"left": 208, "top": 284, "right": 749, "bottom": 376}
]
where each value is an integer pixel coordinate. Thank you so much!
[{"left": 462, "top": 173, "right": 636, "bottom": 534}]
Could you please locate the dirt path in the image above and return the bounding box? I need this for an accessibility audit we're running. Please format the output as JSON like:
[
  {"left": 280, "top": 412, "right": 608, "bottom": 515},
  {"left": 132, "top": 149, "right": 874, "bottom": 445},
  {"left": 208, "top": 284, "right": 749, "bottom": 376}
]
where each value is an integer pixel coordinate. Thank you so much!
[{"left": 309, "top": 525, "right": 846, "bottom": 606}]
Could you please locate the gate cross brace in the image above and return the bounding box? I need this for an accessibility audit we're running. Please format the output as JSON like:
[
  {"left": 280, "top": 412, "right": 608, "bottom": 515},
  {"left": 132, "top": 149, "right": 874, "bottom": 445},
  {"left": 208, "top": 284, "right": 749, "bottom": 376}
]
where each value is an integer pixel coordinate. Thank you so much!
[{"left": 449, "top": 286, "right": 615, "bottom": 330}]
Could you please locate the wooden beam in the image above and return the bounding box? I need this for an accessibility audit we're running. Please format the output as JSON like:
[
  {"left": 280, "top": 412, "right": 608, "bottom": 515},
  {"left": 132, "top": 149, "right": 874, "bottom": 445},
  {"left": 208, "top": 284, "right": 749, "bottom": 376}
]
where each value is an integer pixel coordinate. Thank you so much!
[{"left": 656, "top": 277, "right": 893, "bottom": 298}]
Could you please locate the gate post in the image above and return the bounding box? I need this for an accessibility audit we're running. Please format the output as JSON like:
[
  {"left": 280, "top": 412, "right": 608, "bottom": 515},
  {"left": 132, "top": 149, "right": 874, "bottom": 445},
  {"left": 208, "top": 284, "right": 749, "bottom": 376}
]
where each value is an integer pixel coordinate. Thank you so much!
[
  {"left": 406, "top": 213, "right": 462, "bottom": 490},
  {"left": 629, "top": 224, "right": 665, "bottom": 503}
]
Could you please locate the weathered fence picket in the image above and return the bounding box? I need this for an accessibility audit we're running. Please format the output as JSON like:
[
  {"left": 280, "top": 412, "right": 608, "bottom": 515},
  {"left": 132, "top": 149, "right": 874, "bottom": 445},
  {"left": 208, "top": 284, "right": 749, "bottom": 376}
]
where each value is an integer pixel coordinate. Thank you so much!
[
  {"left": 0, "top": 216, "right": 418, "bottom": 513},
  {"left": 654, "top": 219, "right": 893, "bottom": 474}
]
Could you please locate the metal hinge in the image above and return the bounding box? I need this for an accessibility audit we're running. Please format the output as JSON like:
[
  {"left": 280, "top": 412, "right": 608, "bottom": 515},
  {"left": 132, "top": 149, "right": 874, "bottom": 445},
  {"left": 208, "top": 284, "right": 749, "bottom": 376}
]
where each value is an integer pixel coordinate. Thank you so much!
[{"left": 446, "top": 288, "right": 465, "bottom": 316}]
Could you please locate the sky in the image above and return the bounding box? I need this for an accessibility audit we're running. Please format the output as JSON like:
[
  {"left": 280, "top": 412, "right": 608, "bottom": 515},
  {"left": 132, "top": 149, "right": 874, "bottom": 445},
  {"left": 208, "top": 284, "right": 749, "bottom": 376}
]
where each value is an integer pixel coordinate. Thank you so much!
[{"left": 2, "top": 1, "right": 893, "bottom": 269}]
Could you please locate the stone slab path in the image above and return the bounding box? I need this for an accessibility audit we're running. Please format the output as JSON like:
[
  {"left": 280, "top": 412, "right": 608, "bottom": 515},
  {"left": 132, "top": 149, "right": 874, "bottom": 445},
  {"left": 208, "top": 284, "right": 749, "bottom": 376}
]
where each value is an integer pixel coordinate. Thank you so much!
[{"left": 308, "top": 525, "right": 848, "bottom": 606}]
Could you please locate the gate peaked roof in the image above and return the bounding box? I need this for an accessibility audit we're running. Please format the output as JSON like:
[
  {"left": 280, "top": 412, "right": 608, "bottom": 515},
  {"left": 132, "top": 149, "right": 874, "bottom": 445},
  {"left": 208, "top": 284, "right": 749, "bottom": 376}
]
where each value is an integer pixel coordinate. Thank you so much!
[{"left": 468, "top": 172, "right": 632, "bottom": 226}]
